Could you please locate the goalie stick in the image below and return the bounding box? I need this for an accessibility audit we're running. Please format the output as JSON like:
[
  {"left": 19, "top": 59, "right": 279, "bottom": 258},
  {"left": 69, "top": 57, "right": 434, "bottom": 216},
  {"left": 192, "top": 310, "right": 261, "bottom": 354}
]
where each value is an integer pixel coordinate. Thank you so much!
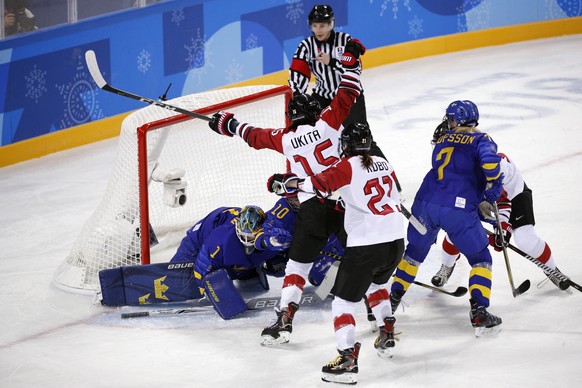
[
  {"left": 484, "top": 229, "right": 581, "bottom": 293},
  {"left": 84, "top": 50, "right": 211, "bottom": 122},
  {"left": 121, "top": 292, "right": 331, "bottom": 319},
  {"left": 493, "top": 203, "right": 530, "bottom": 297}
]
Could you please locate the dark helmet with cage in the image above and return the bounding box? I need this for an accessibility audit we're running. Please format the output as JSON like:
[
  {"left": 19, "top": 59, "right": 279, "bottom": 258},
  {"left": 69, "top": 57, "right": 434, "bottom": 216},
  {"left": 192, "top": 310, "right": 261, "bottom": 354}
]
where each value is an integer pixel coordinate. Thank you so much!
[
  {"left": 340, "top": 122, "right": 372, "bottom": 157},
  {"left": 288, "top": 93, "right": 322, "bottom": 127},
  {"left": 445, "top": 100, "right": 479, "bottom": 129},
  {"left": 308, "top": 4, "right": 334, "bottom": 25},
  {"left": 235, "top": 205, "right": 265, "bottom": 254}
]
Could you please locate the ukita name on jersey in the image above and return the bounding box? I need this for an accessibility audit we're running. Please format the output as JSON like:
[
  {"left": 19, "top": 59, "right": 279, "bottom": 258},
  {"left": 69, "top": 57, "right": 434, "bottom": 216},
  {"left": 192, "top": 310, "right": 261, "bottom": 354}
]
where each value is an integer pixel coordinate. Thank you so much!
[{"left": 289, "top": 31, "right": 352, "bottom": 100}]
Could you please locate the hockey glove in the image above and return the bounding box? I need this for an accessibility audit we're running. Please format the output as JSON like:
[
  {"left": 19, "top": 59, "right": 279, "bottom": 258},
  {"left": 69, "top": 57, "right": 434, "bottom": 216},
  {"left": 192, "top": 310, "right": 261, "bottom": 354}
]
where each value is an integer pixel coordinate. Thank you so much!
[
  {"left": 257, "top": 227, "right": 292, "bottom": 251},
  {"left": 340, "top": 39, "right": 365, "bottom": 70},
  {"left": 345, "top": 38, "right": 366, "bottom": 58},
  {"left": 489, "top": 221, "right": 512, "bottom": 251},
  {"left": 209, "top": 111, "right": 238, "bottom": 137},
  {"left": 483, "top": 174, "right": 504, "bottom": 204},
  {"left": 267, "top": 173, "right": 300, "bottom": 196},
  {"left": 478, "top": 201, "right": 496, "bottom": 226}
]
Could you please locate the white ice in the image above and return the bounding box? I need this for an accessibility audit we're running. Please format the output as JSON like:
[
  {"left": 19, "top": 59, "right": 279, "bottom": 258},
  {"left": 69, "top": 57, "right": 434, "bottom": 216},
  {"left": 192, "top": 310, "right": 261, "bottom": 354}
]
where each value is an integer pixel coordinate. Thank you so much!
[{"left": 1, "top": 35, "right": 582, "bottom": 388}]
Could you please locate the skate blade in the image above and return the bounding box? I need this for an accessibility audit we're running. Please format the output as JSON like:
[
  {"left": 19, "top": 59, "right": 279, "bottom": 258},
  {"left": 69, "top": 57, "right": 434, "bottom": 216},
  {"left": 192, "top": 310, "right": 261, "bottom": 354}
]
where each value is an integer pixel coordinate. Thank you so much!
[
  {"left": 321, "top": 372, "right": 357, "bottom": 385},
  {"left": 474, "top": 324, "right": 502, "bottom": 338},
  {"left": 260, "top": 332, "right": 290, "bottom": 346},
  {"left": 369, "top": 320, "right": 379, "bottom": 333},
  {"left": 376, "top": 347, "right": 394, "bottom": 360}
]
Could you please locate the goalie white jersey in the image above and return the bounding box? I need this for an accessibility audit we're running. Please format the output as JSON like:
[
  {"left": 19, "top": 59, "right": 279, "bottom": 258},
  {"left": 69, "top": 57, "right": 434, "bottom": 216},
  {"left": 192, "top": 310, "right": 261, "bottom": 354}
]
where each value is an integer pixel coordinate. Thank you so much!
[{"left": 302, "top": 155, "right": 406, "bottom": 247}]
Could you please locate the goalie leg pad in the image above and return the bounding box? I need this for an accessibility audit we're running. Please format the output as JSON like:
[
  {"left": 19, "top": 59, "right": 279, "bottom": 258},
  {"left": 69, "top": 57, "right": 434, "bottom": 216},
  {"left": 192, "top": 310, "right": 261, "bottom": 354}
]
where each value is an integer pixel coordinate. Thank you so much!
[
  {"left": 203, "top": 268, "right": 248, "bottom": 319},
  {"left": 99, "top": 261, "right": 202, "bottom": 306}
]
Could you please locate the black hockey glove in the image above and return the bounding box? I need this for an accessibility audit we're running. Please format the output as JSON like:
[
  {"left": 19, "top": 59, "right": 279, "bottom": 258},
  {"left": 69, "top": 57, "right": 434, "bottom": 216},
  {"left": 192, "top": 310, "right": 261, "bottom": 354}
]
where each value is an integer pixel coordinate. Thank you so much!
[
  {"left": 209, "top": 111, "right": 238, "bottom": 137},
  {"left": 345, "top": 38, "right": 366, "bottom": 58}
]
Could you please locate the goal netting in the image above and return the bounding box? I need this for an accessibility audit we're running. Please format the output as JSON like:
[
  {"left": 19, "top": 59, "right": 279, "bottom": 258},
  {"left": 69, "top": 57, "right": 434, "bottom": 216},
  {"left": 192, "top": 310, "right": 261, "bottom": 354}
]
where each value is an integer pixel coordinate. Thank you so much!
[{"left": 54, "top": 85, "right": 291, "bottom": 293}]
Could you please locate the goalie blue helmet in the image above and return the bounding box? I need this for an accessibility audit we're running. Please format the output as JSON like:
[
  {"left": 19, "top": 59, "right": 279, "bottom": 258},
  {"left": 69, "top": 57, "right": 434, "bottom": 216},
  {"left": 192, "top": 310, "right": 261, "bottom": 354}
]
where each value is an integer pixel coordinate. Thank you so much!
[
  {"left": 288, "top": 93, "right": 322, "bottom": 127},
  {"left": 235, "top": 205, "right": 265, "bottom": 254},
  {"left": 340, "top": 122, "right": 372, "bottom": 157},
  {"left": 445, "top": 100, "right": 479, "bottom": 128}
]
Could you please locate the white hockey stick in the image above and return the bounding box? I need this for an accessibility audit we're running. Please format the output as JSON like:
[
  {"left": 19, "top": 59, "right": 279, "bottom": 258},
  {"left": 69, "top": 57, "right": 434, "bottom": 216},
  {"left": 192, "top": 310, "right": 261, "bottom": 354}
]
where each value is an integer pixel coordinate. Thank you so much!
[
  {"left": 400, "top": 204, "right": 427, "bottom": 235},
  {"left": 314, "top": 260, "right": 340, "bottom": 300},
  {"left": 84, "top": 50, "right": 211, "bottom": 121}
]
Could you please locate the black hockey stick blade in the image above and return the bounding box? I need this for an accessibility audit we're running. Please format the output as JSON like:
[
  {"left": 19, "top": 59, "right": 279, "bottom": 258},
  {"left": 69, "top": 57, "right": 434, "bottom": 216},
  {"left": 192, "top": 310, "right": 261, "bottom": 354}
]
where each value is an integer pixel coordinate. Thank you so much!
[
  {"left": 413, "top": 280, "right": 467, "bottom": 297},
  {"left": 513, "top": 279, "right": 531, "bottom": 296},
  {"left": 84, "top": 50, "right": 211, "bottom": 121}
]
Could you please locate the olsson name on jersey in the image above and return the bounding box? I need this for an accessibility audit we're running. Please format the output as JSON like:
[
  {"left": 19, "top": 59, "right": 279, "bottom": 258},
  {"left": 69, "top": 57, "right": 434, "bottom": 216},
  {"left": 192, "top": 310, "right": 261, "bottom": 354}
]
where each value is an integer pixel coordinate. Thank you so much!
[
  {"left": 366, "top": 160, "right": 391, "bottom": 173},
  {"left": 290, "top": 129, "right": 322, "bottom": 149},
  {"left": 436, "top": 133, "right": 476, "bottom": 145}
]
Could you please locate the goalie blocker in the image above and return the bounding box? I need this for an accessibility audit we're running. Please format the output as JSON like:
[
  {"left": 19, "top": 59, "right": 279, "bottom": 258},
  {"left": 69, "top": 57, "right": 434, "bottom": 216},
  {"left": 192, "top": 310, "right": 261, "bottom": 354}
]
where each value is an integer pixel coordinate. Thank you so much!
[{"left": 100, "top": 264, "right": 248, "bottom": 319}]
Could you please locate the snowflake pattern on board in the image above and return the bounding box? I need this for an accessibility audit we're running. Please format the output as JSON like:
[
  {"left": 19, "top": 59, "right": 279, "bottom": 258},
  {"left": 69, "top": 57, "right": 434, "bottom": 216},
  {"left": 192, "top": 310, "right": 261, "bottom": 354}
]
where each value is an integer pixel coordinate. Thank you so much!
[
  {"left": 25, "top": 65, "right": 47, "bottom": 104},
  {"left": 137, "top": 50, "right": 152, "bottom": 74},
  {"left": 245, "top": 33, "right": 259, "bottom": 52},
  {"left": 408, "top": 15, "right": 423, "bottom": 38},
  {"left": 545, "top": 0, "right": 582, "bottom": 18},
  {"left": 370, "top": 0, "right": 411, "bottom": 18},
  {"left": 456, "top": 0, "right": 489, "bottom": 32},
  {"left": 184, "top": 28, "right": 206, "bottom": 72},
  {"left": 186, "top": 33, "right": 215, "bottom": 85},
  {"left": 285, "top": 0, "right": 304, "bottom": 24},
  {"left": 171, "top": 8, "right": 186, "bottom": 26},
  {"left": 55, "top": 57, "right": 104, "bottom": 128},
  {"left": 225, "top": 60, "right": 244, "bottom": 84}
]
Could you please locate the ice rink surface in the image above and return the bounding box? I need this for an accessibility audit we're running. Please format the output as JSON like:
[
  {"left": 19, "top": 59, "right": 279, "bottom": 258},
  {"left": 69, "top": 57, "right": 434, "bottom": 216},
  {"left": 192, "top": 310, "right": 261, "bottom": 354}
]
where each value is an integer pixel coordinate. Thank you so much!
[{"left": 1, "top": 34, "right": 581, "bottom": 387}]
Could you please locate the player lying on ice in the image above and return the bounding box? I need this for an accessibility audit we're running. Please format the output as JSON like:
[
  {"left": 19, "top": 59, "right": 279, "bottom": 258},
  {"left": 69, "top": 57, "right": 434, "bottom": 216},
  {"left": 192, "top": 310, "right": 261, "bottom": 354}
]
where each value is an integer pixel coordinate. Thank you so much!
[{"left": 99, "top": 196, "right": 343, "bottom": 319}]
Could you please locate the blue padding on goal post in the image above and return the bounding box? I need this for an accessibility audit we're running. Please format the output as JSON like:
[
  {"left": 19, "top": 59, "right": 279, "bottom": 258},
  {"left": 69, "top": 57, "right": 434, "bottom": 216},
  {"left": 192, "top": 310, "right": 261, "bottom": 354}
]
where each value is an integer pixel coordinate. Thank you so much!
[{"left": 203, "top": 269, "right": 248, "bottom": 319}]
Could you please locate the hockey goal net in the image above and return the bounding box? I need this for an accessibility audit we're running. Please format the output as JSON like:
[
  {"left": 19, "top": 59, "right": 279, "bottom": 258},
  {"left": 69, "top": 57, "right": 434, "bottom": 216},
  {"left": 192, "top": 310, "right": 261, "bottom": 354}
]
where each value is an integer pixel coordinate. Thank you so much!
[{"left": 54, "top": 85, "right": 291, "bottom": 293}]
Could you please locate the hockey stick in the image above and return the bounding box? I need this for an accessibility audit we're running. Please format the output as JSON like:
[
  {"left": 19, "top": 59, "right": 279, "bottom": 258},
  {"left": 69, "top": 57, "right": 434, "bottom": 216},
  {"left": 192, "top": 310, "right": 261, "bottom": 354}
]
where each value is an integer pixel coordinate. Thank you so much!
[
  {"left": 484, "top": 229, "right": 581, "bottom": 293},
  {"left": 400, "top": 204, "right": 427, "bottom": 235},
  {"left": 412, "top": 280, "right": 468, "bottom": 297},
  {"left": 492, "top": 203, "right": 530, "bottom": 297},
  {"left": 314, "top": 260, "right": 339, "bottom": 300},
  {"left": 120, "top": 291, "right": 330, "bottom": 319},
  {"left": 84, "top": 50, "right": 211, "bottom": 122}
]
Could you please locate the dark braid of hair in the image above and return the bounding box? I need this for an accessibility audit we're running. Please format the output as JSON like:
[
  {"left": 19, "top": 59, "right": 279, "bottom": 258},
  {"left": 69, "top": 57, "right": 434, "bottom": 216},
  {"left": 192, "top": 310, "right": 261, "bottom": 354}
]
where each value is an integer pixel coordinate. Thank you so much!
[{"left": 360, "top": 152, "right": 373, "bottom": 169}]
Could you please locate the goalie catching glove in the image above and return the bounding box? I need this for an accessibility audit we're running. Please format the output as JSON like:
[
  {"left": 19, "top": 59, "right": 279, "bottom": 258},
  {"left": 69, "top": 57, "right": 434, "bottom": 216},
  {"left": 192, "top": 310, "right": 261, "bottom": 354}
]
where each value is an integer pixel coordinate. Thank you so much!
[
  {"left": 209, "top": 111, "right": 239, "bottom": 137},
  {"left": 267, "top": 173, "right": 301, "bottom": 196}
]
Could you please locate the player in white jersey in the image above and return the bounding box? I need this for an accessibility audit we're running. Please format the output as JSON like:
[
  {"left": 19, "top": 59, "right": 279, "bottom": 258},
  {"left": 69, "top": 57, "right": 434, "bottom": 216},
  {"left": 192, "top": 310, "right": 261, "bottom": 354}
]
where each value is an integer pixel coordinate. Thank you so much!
[
  {"left": 432, "top": 153, "right": 570, "bottom": 290},
  {"left": 273, "top": 123, "right": 405, "bottom": 384},
  {"left": 208, "top": 39, "right": 366, "bottom": 346}
]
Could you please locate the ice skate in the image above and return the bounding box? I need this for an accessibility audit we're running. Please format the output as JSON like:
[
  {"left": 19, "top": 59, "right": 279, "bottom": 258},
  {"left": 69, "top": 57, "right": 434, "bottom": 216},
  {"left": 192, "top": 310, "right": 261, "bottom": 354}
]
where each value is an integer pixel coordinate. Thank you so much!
[
  {"left": 321, "top": 342, "right": 360, "bottom": 385},
  {"left": 374, "top": 316, "right": 396, "bottom": 359},
  {"left": 260, "top": 302, "right": 299, "bottom": 346},
  {"left": 544, "top": 267, "right": 570, "bottom": 291},
  {"left": 431, "top": 263, "right": 456, "bottom": 287},
  {"left": 470, "top": 299, "right": 502, "bottom": 337}
]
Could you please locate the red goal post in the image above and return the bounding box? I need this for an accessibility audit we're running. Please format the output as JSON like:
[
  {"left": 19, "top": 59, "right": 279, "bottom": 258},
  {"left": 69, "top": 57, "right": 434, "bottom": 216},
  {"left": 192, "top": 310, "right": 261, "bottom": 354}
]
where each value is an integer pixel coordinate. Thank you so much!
[{"left": 55, "top": 85, "right": 292, "bottom": 294}]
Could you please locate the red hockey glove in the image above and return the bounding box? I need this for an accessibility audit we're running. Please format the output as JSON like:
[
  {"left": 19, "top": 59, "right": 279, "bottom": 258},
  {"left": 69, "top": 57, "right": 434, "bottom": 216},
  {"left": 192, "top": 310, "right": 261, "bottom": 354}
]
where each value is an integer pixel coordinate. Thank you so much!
[{"left": 489, "top": 221, "right": 512, "bottom": 252}]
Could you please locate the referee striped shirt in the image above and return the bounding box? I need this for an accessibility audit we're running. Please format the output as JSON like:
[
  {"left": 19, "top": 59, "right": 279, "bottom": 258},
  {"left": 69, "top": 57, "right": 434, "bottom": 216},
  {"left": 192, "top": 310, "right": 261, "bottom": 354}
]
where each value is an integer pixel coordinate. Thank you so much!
[{"left": 289, "top": 31, "right": 354, "bottom": 100}]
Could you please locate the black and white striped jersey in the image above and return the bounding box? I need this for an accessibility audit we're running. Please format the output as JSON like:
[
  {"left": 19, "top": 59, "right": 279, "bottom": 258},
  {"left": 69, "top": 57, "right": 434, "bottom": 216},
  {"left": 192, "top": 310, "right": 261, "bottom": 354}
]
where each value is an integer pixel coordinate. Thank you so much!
[{"left": 289, "top": 31, "right": 353, "bottom": 100}]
